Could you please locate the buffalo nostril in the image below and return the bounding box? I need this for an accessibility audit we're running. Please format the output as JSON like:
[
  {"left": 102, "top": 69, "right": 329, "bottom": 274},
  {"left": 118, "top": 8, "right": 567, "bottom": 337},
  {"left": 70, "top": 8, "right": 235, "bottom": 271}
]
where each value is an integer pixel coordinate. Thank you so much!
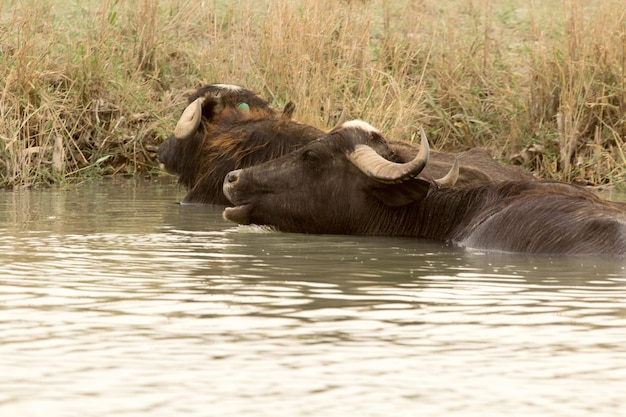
[{"left": 226, "top": 169, "right": 241, "bottom": 185}]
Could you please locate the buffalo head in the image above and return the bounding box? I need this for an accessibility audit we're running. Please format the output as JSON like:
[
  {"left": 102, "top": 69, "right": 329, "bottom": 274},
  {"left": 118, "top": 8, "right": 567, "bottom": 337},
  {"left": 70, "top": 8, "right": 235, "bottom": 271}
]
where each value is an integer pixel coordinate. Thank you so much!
[
  {"left": 223, "top": 120, "right": 457, "bottom": 233},
  {"left": 158, "top": 83, "right": 288, "bottom": 176}
]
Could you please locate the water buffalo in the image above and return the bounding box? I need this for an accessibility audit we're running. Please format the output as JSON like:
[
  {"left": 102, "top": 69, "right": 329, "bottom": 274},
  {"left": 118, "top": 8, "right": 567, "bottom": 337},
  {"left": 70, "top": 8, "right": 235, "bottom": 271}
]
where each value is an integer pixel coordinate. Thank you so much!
[
  {"left": 158, "top": 83, "right": 323, "bottom": 204},
  {"left": 158, "top": 83, "right": 534, "bottom": 205},
  {"left": 223, "top": 120, "right": 626, "bottom": 258}
]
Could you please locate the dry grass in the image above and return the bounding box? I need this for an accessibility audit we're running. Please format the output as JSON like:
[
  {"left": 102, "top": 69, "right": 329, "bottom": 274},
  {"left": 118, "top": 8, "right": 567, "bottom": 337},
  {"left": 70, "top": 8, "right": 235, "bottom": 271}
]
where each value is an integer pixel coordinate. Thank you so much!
[{"left": 0, "top": 0, "right": 625, "bottom": 188}]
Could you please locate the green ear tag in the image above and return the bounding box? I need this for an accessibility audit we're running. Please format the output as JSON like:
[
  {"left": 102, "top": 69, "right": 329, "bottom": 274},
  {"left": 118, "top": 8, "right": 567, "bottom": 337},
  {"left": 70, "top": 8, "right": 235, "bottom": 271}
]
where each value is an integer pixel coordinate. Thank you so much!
[{"left": 237, "top": 102, "right": 250, "bottom": 114}]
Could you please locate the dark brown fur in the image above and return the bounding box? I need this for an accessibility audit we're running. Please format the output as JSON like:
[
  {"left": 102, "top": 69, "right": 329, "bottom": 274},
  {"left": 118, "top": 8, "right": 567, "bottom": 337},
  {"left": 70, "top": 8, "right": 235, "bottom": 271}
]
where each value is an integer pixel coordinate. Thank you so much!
[
  {"left": 223, "top": 123, "right": 626, "bottom": 257},
  {"left": 178, "top": 115, "right": 323, "bottom": 205}
]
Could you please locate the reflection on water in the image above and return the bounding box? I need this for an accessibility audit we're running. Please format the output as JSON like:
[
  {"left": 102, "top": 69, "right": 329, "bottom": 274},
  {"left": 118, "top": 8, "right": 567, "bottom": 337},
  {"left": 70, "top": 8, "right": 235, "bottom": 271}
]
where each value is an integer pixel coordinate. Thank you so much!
[{"left": 0, "top": 178, "right": 625, "bottom": 417}]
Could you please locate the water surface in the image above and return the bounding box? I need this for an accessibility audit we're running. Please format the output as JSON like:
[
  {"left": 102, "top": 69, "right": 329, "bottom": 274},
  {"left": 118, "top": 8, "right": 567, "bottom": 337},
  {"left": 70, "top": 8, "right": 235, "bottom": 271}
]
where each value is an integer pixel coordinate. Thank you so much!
[{"left": 1, "top": 178, "right": 625, "bottom": 417}]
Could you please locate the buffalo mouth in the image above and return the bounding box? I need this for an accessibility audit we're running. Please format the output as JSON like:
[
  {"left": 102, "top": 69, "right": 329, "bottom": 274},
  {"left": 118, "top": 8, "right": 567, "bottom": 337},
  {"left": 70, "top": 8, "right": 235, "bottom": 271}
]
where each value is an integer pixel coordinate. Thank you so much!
[
  {"left": 222, "top": 204, "right": 252, "bottom": 225},
  {"left": 223, "top": 169, "right": 254, "bottom": 224}
]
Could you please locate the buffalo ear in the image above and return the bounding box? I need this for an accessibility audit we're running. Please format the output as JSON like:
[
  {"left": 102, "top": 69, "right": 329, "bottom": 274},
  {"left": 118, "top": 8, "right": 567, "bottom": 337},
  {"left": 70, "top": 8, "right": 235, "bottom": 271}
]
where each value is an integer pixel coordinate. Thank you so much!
[{"left": 369, "top": 178, "right": 431, "bottom": 207}]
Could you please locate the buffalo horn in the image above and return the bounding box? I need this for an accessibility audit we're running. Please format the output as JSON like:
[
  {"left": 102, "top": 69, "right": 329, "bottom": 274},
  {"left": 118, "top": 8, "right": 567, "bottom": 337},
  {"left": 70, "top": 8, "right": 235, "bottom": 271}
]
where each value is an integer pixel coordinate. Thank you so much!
[
  {"left": 347, "top": 128, "right": 430, "bottom": 184},
  {"left": 434, "top": 158, "right": 459, "bottom": 188},
  {"left": 174, "top": 97, "right": 205, "bottom": 139},
  {"left": 333, "top": 108, "right": 349, "bottom": 129}
]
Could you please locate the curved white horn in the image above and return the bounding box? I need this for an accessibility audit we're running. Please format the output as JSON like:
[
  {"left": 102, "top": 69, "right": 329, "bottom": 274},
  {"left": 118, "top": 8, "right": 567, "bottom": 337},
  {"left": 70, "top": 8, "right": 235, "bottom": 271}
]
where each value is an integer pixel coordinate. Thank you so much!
[
  {"left": 174, "top": 97, "right": 205, "bottom": 139},
  {"left": 347, "top": 128, "right": 430, "bottom": 184},
  {"left": 434, "top": 158, "right": 459, "bottom": 188},
  {"left": 333, "top": 108, "right": 349, "bottom": 129}
]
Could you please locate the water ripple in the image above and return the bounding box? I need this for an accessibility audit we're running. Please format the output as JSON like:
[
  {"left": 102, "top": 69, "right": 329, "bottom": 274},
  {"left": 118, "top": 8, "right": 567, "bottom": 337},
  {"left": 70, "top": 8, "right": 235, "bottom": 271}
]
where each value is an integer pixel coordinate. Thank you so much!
[{"left": 1, "top": 179, "right": 625, "bottom": 417}]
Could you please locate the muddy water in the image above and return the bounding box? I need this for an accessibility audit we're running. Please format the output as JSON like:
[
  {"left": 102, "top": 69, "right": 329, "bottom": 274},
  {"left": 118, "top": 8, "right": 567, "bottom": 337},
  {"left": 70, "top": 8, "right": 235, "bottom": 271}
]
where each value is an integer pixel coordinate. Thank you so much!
[{"left": 1, "top": 178, "right": 625, "bottom": 417}]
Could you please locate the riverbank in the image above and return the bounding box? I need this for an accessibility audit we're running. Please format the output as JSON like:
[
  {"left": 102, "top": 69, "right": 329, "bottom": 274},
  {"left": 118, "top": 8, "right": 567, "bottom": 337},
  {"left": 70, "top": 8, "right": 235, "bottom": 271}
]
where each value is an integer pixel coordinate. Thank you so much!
[{"left": 1, "top": 0, "right": 624, "bottom": 188}]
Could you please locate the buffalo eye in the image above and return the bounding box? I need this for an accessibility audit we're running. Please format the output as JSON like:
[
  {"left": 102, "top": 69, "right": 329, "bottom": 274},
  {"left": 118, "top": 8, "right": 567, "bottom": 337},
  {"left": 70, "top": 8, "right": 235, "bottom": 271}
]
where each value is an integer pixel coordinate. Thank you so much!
[{"left": 300, "top": 149, "right": 320, "bottom": 163}]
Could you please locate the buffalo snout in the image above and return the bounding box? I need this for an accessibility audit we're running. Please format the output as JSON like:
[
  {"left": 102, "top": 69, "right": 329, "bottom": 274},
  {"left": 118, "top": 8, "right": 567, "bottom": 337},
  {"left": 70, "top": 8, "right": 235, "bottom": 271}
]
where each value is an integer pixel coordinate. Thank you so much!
[
  {"left": 223, "top": 169, "right": 241, "bottom": 202},
  {"left": 225, "top": 169, "right": 241, "bottom": 186}
]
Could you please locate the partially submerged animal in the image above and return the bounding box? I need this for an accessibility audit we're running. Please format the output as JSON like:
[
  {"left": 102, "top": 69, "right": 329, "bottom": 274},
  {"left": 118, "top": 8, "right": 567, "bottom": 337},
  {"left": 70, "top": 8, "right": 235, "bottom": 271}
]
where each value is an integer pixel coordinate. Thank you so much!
[
  {"left": 158, "top": 83, "right": 533, "bottom": 205},
  {"left": 157, "top": 83, "right": 322, "bottom": 204},
  {"left": 223, "top": 120, "right": 626, "bottom": 258}
]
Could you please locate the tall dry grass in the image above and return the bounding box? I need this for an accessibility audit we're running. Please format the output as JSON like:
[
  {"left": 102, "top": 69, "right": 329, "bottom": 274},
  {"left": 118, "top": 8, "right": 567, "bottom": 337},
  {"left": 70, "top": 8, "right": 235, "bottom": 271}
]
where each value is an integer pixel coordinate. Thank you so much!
[{"left": 0, "top": 0, "right": 624, "bottom": 188}]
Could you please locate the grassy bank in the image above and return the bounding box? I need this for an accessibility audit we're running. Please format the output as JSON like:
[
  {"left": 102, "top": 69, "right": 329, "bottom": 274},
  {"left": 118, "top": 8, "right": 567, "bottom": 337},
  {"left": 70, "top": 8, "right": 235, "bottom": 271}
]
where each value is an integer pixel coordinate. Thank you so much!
[{"left": 0, "top": 0, "right": 625, "bottom": 188}]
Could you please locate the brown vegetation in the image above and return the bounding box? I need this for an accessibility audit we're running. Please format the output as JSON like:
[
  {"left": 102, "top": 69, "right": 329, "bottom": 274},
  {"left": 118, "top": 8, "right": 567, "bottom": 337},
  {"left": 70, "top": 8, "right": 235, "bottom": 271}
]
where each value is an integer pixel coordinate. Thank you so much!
[{"left": 0, "top": 0, "right": 624, "bottom": 188}]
